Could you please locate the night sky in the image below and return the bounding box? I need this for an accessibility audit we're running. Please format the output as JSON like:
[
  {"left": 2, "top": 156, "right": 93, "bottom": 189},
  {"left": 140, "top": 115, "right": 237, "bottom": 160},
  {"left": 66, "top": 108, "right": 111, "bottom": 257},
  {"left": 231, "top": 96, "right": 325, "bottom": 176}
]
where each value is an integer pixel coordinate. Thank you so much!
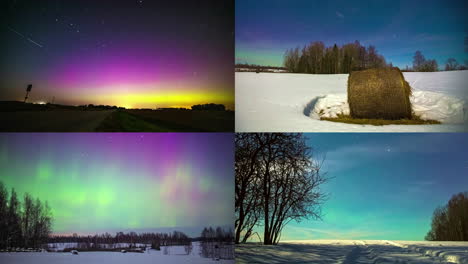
[
  {"left": 0, "top": 0, "right": 234, "bottom": 109},
  {"left": 263, "top": 133, "right": 468, "bottom": 241},
  {"left": 236, "top": 0, "right": 468, "bottom": 69},
  {"left": 0, "top": 133, "right": 234, "bottom": 236}
]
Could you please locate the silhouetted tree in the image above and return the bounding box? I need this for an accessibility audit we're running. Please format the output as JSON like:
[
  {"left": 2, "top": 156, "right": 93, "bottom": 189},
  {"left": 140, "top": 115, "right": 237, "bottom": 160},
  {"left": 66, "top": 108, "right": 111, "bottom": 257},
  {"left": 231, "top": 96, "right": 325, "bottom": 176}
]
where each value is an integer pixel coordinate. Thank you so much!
[
  {"left": 0, "top": 182, "right": 8, "bottom": 249},
  {"left": 284, "top": 41, "right": 387, "bottom": 74},
  {"left": 235, "top": 134, "right": 329, "bottom": 245},
  {"left": 0, "top": 181, "right": 53, "bottom": 250},
  {"left": 445, "top": 58, "right": 459, "bottom": 71},
  {"left": 412, "top": 51, "right": 438, "bottom": 72},
  {"left": 6, "top": 188, "right": 23, "bottom": 248},
  {"left": 425, "top": 192, "right": 468, "bottom": 241},
  {"left": 413, "top": 51, "right": 426, "bottom": 70},
  {"left": 284, "top": 47, "right": 301, "bottom": 73},
  {"left": 235, "top": 134, "right": 266, "bottom": 244},
  {"left": 22, "top": 193, "right": 34, "bottom": 248}
]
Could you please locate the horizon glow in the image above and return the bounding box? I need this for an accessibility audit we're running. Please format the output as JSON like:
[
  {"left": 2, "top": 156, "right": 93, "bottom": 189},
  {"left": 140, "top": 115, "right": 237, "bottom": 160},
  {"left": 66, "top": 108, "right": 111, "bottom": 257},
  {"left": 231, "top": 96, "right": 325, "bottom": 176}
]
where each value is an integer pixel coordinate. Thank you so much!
[
  {"left": 0, "top": 133, "right": 234, "bottom": 236},
  {"left": 0, "top": 0, "right": 234, "bottom": 109}
]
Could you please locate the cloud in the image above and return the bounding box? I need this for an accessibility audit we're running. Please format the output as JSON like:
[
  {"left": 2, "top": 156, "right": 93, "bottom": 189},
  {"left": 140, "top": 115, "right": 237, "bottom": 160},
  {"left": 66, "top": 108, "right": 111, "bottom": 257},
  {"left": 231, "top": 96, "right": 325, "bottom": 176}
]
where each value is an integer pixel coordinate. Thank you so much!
[
  {"left": 336, "top": 11, "right": 344, "bottom": 18},
  {"left": 281, "top": 225, "right": 392, "bottom": 240},
  {"left": 403, "top": 180, "right": 436, "bottom": 195}
]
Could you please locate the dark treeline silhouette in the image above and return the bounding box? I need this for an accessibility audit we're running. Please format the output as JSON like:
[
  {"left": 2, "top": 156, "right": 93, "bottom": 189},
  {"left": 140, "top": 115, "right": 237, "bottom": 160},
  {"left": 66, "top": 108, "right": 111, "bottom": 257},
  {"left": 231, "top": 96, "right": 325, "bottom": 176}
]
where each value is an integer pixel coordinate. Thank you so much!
[
  {"left": 444, "top": 58, "right": 468, "bottom": 71},
  {"left": 235, "top": 133, "right": 329, "bottom": 245},
  {"left": 412, "top": 51, "right": 438, "bottom": 72},
  {"left": 200, "top": 226, "right": 234, "bottom": 243},
  {"left": 425, "top": 192, "right": 468, "bottom": 241},
  {"left": 79, "top": 104, "right": 126, "bottom": 110},
  {"left": 235, "top": 63, "right": 287, "bottom": 70},
  {"left": 413, "top": 52, "right": 467, "bottom": 72},
  {"left": 199, "top": 226, "right": 234, "bottom": 260},
  {"left": 284, "top": 41, "right": 388, "bottom": 74},
  {"left": 191, "top": 103, "right": 226, "bottom": 111},
  {"left": 0, "top": 181, "right": 53, "bottom": 249},
  {"left": 49, "top": 230, "right": 191, "bottom": 249},
  {"left": 284, "top": 41, "right": 466, "bottom": 74}
]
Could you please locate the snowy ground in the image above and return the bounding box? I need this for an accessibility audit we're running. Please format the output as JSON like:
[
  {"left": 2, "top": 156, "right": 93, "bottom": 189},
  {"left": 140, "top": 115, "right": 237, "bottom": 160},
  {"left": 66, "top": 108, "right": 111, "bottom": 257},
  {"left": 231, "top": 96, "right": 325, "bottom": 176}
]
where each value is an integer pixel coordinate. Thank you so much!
[
  {"left": 235, "top": 70, "right": 468, "bottom": 132},
  {"left": 0, "top": 243, "right": 234, "bottom": 264},
  {"left": 236, "top": 240, "right": 468, "bottom": 264}
]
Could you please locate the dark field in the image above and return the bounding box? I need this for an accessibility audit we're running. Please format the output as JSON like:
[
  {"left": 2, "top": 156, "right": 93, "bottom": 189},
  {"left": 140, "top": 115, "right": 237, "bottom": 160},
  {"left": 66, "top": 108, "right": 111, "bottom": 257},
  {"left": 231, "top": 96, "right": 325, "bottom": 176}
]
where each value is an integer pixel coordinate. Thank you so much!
[{"left": 0, "top": 101, "right": 234, "bottom": 132}]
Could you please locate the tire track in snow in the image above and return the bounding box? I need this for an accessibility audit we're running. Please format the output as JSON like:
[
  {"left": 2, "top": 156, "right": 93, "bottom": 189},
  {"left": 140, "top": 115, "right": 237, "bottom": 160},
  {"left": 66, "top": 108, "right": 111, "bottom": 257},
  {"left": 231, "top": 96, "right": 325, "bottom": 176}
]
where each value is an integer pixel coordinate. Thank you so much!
[
  {"left": 386, "top": 241, "right": 468, "bottom": 264},
  {"left": 341, "top": 241, "right": 367, "bottom": 264}
]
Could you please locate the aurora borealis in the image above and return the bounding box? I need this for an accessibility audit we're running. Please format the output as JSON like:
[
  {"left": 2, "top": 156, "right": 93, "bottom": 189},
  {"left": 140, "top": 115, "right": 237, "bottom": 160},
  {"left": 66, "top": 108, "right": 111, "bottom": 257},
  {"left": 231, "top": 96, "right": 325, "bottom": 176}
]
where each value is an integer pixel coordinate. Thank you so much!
[
  {"left": 249, "top": 133, "right": 468, "bottom": 241},
  {"left": 0, "top": 0, "right": 234, "bottom": 109},
  {"left": 0, "top": 133, "right": 234, "bottom": 236}
]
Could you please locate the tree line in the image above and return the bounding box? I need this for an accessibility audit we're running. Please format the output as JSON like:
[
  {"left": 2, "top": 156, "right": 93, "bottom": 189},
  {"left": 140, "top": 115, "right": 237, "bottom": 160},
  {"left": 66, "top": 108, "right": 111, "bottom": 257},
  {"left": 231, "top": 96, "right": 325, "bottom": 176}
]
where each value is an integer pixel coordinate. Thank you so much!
[
  {"left": 49, "top": 230, "right": 191, "bottom": 248},
  {"left": 235, "top": 133, "right": 329, "bottom": 245},
  {"left": 283, "top": 41, "right": 467, "bottom": 73},
  {"left": 191, "top": 103, "right": 226, "bottom": 111},
  {"left": 412, "top": 51, "right": 438, "bottom": 72},
  {"left": 425, "top": 192, "right": 468, "bottom": 241},
  {"left": 0, "top": 181, "right": 53, "bottom": 249},
  {"left": 284, "top": 41, "right": 388, "bottom": 74},
  {"left": 410, "top": 51, "right": 466, "bottom": 72},
  {"left": 235, "top": 63, "right": 287, "bottom": 71},
  {"left": 443, "top": 58, "right": 467, "bottom": 71},
  {"left": 200, "top": 226, "right": 234, "bottom": 243}
]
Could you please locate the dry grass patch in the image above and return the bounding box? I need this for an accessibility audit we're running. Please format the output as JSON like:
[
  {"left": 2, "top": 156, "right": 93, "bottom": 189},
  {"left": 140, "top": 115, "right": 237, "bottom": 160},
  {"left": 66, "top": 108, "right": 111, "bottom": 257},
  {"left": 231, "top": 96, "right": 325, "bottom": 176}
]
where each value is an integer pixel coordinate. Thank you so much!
[{"left": 321, "top": 114, "right": 440, "bottom": 126}]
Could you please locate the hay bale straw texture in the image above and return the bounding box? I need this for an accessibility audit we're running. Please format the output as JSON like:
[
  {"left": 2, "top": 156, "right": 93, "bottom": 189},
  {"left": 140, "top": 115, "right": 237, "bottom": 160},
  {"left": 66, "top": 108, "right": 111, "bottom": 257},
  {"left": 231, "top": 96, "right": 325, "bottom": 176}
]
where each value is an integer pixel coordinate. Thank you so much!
[{"left": 348, "top": 67, "right": 412, "bottom": 120}]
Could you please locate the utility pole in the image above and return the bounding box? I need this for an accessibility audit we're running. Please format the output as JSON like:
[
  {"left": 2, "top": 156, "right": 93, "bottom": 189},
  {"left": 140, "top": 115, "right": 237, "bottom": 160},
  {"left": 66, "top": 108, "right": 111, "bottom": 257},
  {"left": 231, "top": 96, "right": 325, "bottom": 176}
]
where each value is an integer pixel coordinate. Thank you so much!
[{"left": 24, "top": 84, "right": 32, "bottom": 103}]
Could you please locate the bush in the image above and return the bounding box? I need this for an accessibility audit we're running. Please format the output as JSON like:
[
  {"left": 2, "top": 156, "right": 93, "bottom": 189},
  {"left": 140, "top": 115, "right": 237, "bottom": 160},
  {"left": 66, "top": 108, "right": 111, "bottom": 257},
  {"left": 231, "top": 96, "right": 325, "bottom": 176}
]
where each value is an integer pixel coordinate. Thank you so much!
[{"left": 151, "top": 242, "right": 160, "bottom": 250}]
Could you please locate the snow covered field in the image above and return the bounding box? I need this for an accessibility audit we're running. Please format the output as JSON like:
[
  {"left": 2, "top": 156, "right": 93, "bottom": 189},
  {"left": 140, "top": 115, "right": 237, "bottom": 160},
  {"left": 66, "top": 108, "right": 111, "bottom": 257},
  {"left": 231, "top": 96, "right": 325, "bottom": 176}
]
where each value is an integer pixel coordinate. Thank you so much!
[
  {"left": 236, "top": 240, "right": 468, "bottom": 264},
  {"left": 235, "top": 71, "right": 468, "bottom": 132},
  {"left": 0, "top": 243, "right": 235, "bottom": 264},
  {"left": 0, "top": 251, "right": 234, "bottom": 264}
]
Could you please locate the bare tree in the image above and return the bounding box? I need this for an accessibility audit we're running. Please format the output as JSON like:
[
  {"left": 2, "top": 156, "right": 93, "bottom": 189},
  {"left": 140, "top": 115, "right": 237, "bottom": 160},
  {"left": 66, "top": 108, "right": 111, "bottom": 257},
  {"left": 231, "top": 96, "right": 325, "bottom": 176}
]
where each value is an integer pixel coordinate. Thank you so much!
[
  {"left": 0, "top": 182, "right": 8, "bottom": 249},
  {"left": 445, "top": 58, "right": 459, "bottom": 71},
  {"left": 22, "top": 193, "right": 34, "bottom": 248},
  {"left": 235, "top": 134, "right": 329, "bottom": 245},
  {"left": 7, "top": 189, "right": 22, "bottom": 248},
  {"left": 283, "top": 47, "right": 301, "bottom": 73},
  {"left": 413, "top": 51, "right": 426, "bottom": 70},
  {"left": 235, "top": 134, "right": 265, "bottom": 243},
  {"left": 425, "top": 192, "right": 468, "bottom": 241}
]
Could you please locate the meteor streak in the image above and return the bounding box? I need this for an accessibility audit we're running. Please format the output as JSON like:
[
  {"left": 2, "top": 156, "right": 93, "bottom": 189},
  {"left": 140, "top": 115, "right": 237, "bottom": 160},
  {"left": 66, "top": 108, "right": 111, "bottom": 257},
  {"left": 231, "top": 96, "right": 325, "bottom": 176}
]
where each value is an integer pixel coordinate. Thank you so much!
[{"left": 6, "top": 26, "right": 43, "bottom": 48}]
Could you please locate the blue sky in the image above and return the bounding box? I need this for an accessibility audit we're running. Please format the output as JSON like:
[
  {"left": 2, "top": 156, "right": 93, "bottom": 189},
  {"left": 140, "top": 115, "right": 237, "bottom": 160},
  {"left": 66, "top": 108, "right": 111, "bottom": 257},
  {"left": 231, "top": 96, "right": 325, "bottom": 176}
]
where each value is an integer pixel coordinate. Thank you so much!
[
  {"left": 259, "top": 133, "right": 468, "bottom": 241},
  {"left": 236, "top": 0, "right": 468, "bottom": 69}
]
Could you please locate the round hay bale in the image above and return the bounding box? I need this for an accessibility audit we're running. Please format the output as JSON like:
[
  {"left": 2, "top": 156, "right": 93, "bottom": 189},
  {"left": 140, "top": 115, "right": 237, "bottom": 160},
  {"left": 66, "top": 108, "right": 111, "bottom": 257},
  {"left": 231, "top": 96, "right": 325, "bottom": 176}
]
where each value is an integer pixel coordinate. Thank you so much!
[{"left": 348, "top": 67, "right": 412, "bottom": 119}]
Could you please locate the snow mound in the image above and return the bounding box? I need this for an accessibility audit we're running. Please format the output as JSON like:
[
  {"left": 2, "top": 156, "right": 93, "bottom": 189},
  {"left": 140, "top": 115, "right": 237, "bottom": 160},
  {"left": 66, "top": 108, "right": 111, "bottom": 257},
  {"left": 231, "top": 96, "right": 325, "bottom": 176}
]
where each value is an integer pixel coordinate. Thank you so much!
[
  {"left": 411, "top": 91, "right": 465, "bottom": 123},
  {"left": 311, "top": 91, "right": 466, "bottom": 123},
  {"left": 310, "top": 94, "right": 349, "bottom": 119}
]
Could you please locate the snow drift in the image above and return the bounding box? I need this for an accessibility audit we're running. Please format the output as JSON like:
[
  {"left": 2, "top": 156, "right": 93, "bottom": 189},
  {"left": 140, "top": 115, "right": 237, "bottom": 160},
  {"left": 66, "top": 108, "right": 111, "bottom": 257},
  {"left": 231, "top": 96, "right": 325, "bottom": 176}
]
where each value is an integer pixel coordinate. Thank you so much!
[
  {"left": 236, "top": 70, "right": 468, "bottom": 132},
  {"left": 311, "top": 90, "right": 466, "bottom": 123},
  {"left": 236, "top": 240, "right": 468, "bottom": 264}
]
